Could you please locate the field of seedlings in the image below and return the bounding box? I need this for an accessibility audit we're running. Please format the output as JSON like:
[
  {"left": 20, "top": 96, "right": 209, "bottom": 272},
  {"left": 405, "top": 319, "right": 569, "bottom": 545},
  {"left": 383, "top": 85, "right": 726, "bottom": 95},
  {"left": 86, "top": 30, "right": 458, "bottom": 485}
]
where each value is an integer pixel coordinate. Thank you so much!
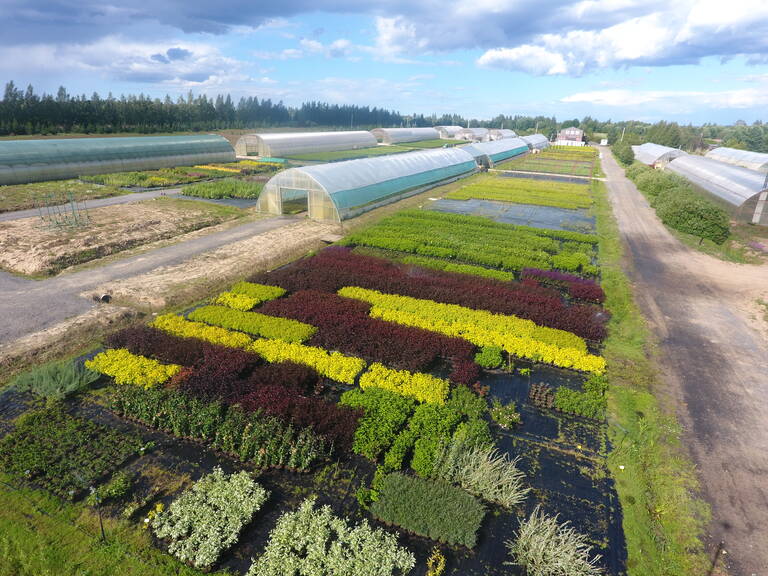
[
  {"left": 0, "top": 150, "right": 626, "bottom": 576},
  {"left": 499, "top": 146, "right": 598, "bottom": 177}
]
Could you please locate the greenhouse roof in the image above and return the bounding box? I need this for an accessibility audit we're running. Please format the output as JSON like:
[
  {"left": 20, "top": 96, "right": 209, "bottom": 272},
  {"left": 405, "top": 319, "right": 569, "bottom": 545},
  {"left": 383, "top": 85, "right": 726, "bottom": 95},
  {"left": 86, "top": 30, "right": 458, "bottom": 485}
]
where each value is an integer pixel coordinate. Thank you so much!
[
  {"left": 234, "top": 130, "right": 376, "bottom": 157},
  {"left": 434, "top": 126, "right": 464, "bottom": 137},
  {"left": 257, "top": 147, "right": 476, "bottom": 221},
  {"left": 520, "top": 134, "right": 550, "bottom": 149},
  {"left": 0, "top": 134, "right": 234, "bottom": 185},
  {"left": 666, "top": 154, "right": 768, "bottom": 208},
  {"left": 460, "top": 138, "right": 529, "bottom": 166},
  {"left": 632, "top": 143, "right": 686, "bottom": 166},
  {"left": 489, "top": 129, "right": 518, "bottom": 140},
  {"left": 370, "top": 127, "right": 440, "bottom": 144},
  {"left": 705, "top": 147, "right": 768, "bottom": 173},
  {"left": 456, "top": 128, "right": 490, "bottom": 141}
]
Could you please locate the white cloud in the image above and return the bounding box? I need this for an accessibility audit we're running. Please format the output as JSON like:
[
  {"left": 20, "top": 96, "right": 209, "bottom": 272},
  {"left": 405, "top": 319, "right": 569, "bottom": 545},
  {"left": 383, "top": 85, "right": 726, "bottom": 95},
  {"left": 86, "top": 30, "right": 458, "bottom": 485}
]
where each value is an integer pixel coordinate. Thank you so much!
[
  {"left": 478, "top": 45, "right": 568, "bottom": 75},
  {"left": 562, "top": 88, "right": 768, "bottom": 111}
]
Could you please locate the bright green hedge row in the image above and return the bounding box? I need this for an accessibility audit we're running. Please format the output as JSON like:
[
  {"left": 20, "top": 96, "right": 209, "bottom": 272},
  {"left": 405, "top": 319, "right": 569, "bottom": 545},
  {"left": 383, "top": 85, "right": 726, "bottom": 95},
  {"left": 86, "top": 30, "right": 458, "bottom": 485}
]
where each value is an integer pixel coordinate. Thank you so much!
[{"left": 188, "top": 305, "right": 316, "bottom": 343}]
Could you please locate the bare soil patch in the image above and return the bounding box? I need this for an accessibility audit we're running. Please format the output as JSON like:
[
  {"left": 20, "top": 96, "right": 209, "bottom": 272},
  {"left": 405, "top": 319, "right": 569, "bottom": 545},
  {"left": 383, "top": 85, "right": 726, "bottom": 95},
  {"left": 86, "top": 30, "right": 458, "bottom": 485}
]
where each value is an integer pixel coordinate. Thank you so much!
[{"left": 0, "top": 197, "right": 243, "bottom": 275}]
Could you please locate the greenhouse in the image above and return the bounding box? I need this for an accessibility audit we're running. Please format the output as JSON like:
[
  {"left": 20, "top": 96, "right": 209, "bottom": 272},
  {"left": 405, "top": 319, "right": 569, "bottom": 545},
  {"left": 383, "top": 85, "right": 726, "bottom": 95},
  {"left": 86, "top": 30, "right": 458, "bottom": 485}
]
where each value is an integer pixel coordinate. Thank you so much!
[
  {"left": 489, "top": 129, "right": 518, "bottom": 140},
  {"left": 705, "top": 147, "right": 768, "bottom": 173},
  {"left": 370, "top": 127, "right": 440, "bottom": 145},
  {"left": 257, "top": 147, "right": 477, "bottom": 221},
  {"left": 234, "top": 131, "right": 377, "bottom": 158},
  {"left": 666, "top": 155, "right": 768, "bottom": 225},
  {"left": 434, "top": 126, "right": 464, "bottom": 139},
  {"left": 460, "top": 137, "right": 529, "bottom": 168},
  {"left": 632, "top": 143, "right": 686, "bottom": 167},
  {"left": 455, "top": 128, "right": 490, "bottom": 142},
  {"left": 520, "top": 134, "right": 550, "bottom": 150},
  {"left": 0, "top": 135, "right": 234, "bottom": 186}
]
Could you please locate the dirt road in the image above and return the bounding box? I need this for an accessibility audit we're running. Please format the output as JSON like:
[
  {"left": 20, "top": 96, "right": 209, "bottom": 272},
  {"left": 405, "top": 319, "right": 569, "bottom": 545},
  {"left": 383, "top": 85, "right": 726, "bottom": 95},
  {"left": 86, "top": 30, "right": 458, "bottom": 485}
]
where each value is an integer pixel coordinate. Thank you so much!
[
  {"left": 0, "top": 216, "right": 294, "bottom": 344},
  {"left": 602, "top": 148, "right": 768, "bottom": 575}
]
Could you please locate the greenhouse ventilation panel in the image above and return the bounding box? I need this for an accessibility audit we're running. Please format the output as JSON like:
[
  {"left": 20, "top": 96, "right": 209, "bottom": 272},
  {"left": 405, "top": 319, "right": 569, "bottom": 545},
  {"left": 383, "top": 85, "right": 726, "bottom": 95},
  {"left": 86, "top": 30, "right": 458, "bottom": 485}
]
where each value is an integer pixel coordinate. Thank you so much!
[
  {"left": 665, "top": 155, "right": 768, "bottom": 225},
  {"left": 631, "top": 143, "right": 687, "bottom": 167},
  {"left": 370, "top": 127, "right": 440, "bottom": 145},
  {"left": 234, "top": 131, "right": 377, "bottom": 157},
  {"left": 435, "top": 126, "right": 464, "bottom": 139},
  {"left": 460, "top": 138, "right": 529, "bottom": 168},
  {"left": 257, "top": 147, "right": 477, "bottom": 222},
  {"left": 489, "top": 129, "right": 518, "bottom": 140},
  {"left": 0, "top": 135, "right": 234, "bottom": 186},
  {"left": 520, "top": 134, "right": 550, "bottom": 150},
  {"left": 705, "top": 147, "right": 768, "bottom": 173},
  {"left": 455, "top": 128, "right": 490, "bottom": 142}
]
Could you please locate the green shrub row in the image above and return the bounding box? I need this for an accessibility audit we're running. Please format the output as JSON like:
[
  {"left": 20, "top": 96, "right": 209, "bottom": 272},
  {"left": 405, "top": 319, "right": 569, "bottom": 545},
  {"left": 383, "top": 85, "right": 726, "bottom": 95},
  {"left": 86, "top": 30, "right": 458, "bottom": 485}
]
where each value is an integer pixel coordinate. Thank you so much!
[
  {"left": 182, "top": 178, "right": 263, "bottom": 199},
  {"left": 400, "top": 254, "right": 515, "bottom": 281},
  {"left": 369, "top": 472, "right": 486, "bottom": 548},
  {"left": 188, "top": 305, "right": 316, "bottom": 343},
  {"left": 553, "top": 374, "right": 609, "bottom": 420},
  {"left": 231, "top": 281, "right": 286, "bottom": 303}
]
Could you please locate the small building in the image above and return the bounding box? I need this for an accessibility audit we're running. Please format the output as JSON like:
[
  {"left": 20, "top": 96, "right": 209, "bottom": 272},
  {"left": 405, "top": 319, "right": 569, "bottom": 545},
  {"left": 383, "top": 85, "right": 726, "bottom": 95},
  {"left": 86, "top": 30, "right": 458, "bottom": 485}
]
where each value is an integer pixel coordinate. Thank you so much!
[
  {"left": 434, "top": 126, "right": 464, "bottom": 139},
  {"left": 234, "top": 131, "right": 376, "bottom": 158},
  {"left": 632, "top": 143, "right": 687, "bottom": 168},
  {"left": 555, "top": 127, "right": 585, "bottom": 147},
  {"left": 370, "top": 127, "right": 440, "bottom": 145},
  {"left": 455, "top": 128, "right": 490, "bottom": 142}
]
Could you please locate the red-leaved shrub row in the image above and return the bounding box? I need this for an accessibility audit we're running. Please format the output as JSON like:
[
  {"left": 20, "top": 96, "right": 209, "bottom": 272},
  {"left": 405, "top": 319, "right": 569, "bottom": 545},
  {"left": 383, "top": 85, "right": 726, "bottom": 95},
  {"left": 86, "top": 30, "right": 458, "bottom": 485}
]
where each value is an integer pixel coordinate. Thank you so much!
[
  {"left": 259, "top": 290, "right": 476, "bottom": 372},
  {"left": 521, "top": 268, "right": 605, "bottom": 303},
  {"left": 105, "top": 326, "right": 359, "bottom": 449},
  {"left": 252, "top": 247, "right": 607, "bottom": 341}
]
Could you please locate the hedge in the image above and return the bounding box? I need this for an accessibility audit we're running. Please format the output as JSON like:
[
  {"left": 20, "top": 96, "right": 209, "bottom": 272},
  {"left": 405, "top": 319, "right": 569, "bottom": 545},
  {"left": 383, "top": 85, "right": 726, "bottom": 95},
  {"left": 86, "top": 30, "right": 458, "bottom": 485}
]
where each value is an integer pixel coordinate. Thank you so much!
[
  {"left": 360, "top": 363, "right": 450, "bottom": 405},
  {"left": 188, "top": 305, "right": 316, "bottom": 342},
  {"left": 86, "top": 348, "right": 180, "bottom": 389},
  {"left": 250, "top": 338, "right": 366, "bottom": 384}
]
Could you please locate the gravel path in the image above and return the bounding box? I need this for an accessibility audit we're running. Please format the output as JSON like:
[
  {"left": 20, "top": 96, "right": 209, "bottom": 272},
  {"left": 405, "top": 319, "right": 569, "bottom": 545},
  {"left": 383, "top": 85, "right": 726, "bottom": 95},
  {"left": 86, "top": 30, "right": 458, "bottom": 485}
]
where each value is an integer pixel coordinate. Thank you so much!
[
  {"left": 602, "top": 147, "right": 768, "bottom": 575},
  {"left": 0, "top": 216, "right": 293, "bottom": 343},
  {"left": 0, "top": 188, "right": 182, "bottom": 222}
]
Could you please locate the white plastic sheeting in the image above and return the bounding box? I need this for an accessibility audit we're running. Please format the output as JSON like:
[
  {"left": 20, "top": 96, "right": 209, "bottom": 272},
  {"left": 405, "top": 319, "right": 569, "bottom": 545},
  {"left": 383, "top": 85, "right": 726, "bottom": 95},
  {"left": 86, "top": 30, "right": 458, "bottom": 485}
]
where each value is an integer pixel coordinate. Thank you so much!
[
  {"left": 456, "top": 128, "right": 490, "bottom": 142},
  {"left": 632, "top": 143, "right": 687, "bottom": 166},
  {"left": 459, "top": 137, "right": 529, "bottom": 168},
  {"left": 666, "top": 154, "right": 768, "bottom": 224},
  {"left": 489, "top": 129, "right": 518, "bottom": 140},
  {"left": 705, "top": 147, "right": 768, "bottom": 173},
  {"left": 435, "top": 126, "right": 464, "bottom": 139},
  {"left": 370, "top": 127, "right": 440, "bottom": 145},
  {"left": 234, "top": 131, "right": 377, "bottom": 157},
  {"left": 520, "top": 134, "right": 550, "bottom": 150},
  {"left": 257, "top": 147, "right": 476, "bottom": 222}
]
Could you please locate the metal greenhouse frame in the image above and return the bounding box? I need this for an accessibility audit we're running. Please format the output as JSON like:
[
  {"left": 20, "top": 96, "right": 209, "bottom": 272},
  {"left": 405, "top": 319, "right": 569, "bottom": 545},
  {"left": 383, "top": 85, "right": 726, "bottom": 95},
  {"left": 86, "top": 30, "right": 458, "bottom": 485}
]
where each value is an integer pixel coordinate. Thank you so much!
[
  {"left": 370, "top": 128, "right": 440, "bottom": 145},
  {"left": 489, "top": 129, "right": 518, "bottom": 140},
  {"left": 455, "top": 128, "right": 490, "bottom": 142},
  {"left": 434, "top": 126, "right": 464, "bottom": 139},
  {"left": 632, "top": 143, "right": 686, "bottom": 167},
  {"left": 520, "top": 134, "right": 550, "bottom": 150},
  {"left": 705, "top": 147, "right": 768, "bottom": 174},
  {"left": 257, "top": 147, "right": 477, "bottom": 222},
  {"left": 0, "top": 135, "right": 235, "bottom": 186},
  {"left": 665, "top": 155, "right": 768, "bottom": 225},
  {"left": 234, "top": 131, "right": 377, "bottom": 158},
  {"left": 460, "top": 138, "right": 529, "bottom": 168}
]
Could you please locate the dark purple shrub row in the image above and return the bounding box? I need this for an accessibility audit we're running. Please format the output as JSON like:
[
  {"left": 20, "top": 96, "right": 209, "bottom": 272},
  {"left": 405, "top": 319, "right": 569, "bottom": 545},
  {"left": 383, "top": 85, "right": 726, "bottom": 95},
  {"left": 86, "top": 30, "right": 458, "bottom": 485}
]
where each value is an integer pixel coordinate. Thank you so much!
[
  {"left": 240, "top": 384, "right": 361, "bottom": 450},
  {"left": 521, "top": 268, "right": 605, "bottom": 303},
  {"left": 253, "top": 247, "right": 607, "bottom": 341},
  {"left": 260, "top": 290, "right": 476, "bottom": 371}
]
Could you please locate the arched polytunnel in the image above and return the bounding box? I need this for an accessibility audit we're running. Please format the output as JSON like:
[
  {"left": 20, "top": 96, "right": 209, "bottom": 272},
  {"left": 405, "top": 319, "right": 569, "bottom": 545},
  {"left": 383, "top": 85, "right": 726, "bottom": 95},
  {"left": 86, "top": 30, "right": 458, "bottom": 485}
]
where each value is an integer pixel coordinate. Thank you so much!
[
  {"left": 459, "top": 137, "right": 529, "bottom": 168},
  {"left": 370, "top": 127, "right": 440, "bottom": 145},
  {"left": 234, "top": 131, "right": 377, "bottom": 157},
  {"left": 520, "top": 134, "right": 550, "bottom": 150},
  {"left": 632, "top": 143, "right": 687, "bottom": 167},
  {"left": 705, "top": 147, "right": 768, "bottom": 173}
]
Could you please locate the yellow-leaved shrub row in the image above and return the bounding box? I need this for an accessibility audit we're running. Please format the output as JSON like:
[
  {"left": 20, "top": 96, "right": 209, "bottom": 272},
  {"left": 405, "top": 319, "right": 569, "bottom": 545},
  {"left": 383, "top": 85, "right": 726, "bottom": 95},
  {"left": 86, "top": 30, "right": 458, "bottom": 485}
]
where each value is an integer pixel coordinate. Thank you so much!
[
  {"left": 215, "top": 291, "right": 259, "bottom": 311},
  {"left": 338, "top": 287, "right": 605, "bottom": 374},
  {"left": 359, "top": 363, "right": 449, "bottom": 404},
  {"left": 152, "top": 314, "right": 253, "bottom": 349},
  {"left": 86, "top": 348, "right": 181, "bottom": 389},
  {"left": 250, "top": 339, "right": 366, "bottom": 385}
]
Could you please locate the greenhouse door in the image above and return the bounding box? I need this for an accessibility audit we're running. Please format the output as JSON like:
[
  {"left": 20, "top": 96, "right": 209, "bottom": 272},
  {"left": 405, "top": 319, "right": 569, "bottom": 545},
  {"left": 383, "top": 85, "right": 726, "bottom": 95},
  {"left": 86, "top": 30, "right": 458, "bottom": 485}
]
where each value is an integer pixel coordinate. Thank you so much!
[{"left": 279, "top": 187, "right": 308, "bottom": 215}]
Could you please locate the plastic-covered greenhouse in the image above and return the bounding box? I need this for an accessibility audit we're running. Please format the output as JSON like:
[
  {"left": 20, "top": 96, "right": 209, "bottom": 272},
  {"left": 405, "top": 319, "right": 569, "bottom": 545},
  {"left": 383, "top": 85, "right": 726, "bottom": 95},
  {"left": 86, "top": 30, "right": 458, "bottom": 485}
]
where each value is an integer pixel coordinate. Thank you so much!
[
  {"left": 257, "top": 147, "right": 477, "bottom": 221},
  {"left": 435, "top": 126, "right": 464, "bottom": 139},
  {"left": 489, "top": 129, "right": 518, "bottom": 140},
  {"left": 705, "top": 147, "right": 768, "bottom": 173},
  {"left": 456, "top": 128, "right": 490, "bottom": 142},
  {"left": 460, "top": 138, "right": 529, "bottom": 168},
  {"left": 0, "top": 135, "right": 234, "bottom": 186},
  {"left": 234, "top": 131, "right": 377, "bottom": 158},
  {"left": 632, "top": 143, "right": 686, "bottom": 167},
  {"left": 520, "top": 134, "right": 550, "bottom": 150},
  {"left": 666, "top": 155, "right": 768, "bottom": 225},
  {"left": 370, "top": 127, "right": 440, "bottom": 145}
]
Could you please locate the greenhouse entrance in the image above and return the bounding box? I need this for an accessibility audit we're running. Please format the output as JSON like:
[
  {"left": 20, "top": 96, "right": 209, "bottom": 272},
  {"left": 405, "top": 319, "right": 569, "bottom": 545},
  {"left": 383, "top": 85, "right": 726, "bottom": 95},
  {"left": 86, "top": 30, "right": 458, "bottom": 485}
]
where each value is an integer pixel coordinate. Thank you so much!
[{"left": 278, "top": 187, "right": 308, "bottom": 215}]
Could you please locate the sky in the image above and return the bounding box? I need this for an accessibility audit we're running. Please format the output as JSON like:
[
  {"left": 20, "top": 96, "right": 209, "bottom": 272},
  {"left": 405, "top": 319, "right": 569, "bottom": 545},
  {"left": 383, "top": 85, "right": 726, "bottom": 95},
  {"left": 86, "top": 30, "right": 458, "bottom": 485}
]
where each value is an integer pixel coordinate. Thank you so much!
[{"left": 2, "top": 0, "right": 768, "bottom": 124}]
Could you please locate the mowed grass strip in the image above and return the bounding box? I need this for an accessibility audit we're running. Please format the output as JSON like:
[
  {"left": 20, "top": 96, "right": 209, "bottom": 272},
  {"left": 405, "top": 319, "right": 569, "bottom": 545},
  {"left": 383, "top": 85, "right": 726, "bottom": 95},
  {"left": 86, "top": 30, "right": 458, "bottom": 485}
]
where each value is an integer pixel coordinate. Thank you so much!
[{"left": 446, "top": 174, "right": 592, "bottom": 209}]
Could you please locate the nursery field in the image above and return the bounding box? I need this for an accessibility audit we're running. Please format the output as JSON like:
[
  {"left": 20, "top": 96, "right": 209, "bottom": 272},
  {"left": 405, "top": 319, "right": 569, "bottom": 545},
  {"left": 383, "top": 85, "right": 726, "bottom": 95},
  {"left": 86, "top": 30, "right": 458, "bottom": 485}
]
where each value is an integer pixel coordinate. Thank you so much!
[
  {"left": 285, "top": 140, "right": 462, "bottom": 162},
  {"left": 0, "top": 178, "right": 128, "bottom": 213},
  {"left": 0, "top": 197, "right": 246, "bottom": 276},
  {"left": 498, "top": 146, "right": 598, "bottom": 177}
]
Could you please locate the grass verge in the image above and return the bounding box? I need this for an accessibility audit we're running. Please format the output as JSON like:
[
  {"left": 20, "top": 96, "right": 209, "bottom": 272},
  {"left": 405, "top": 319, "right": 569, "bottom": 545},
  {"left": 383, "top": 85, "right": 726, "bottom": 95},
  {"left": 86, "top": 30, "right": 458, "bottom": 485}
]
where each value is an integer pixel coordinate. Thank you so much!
[{"left": 594, "top": 180, "right": 711, "bottom": 575}]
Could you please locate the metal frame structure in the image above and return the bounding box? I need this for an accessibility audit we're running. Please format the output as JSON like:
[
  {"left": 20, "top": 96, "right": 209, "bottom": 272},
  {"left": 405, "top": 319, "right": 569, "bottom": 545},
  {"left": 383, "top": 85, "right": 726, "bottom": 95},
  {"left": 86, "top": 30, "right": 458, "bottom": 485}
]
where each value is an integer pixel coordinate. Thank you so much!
[
  {"left": 632, "top": 143, "right": 687, "bottom": 167},
  {"left": 234, "top": 131, "right": 377, "bottom": 157}
]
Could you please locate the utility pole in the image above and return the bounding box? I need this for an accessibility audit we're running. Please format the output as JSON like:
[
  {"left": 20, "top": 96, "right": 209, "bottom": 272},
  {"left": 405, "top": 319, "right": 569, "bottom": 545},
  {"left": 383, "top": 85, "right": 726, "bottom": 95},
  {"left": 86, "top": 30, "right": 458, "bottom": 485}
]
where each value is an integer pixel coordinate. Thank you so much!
[{"left": 620, "top": 127, "right": 626, "bottom": 143}]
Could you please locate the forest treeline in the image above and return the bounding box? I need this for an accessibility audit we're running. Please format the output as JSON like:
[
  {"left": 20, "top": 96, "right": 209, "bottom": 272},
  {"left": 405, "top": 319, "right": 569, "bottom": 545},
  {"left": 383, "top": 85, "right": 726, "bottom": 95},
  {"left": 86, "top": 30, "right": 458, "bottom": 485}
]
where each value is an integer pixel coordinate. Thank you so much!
[{"left": 2, "top": 81, "right": 767, "bottom": 153}]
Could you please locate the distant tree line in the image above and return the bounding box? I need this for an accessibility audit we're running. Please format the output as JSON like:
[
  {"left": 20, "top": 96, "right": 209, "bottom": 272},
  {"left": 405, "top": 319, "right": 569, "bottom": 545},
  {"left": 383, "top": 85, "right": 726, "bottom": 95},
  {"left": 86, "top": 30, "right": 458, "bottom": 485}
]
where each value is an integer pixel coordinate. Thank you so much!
[{"left": 2, "top": 81, "right": 767, "bottom": 153}]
